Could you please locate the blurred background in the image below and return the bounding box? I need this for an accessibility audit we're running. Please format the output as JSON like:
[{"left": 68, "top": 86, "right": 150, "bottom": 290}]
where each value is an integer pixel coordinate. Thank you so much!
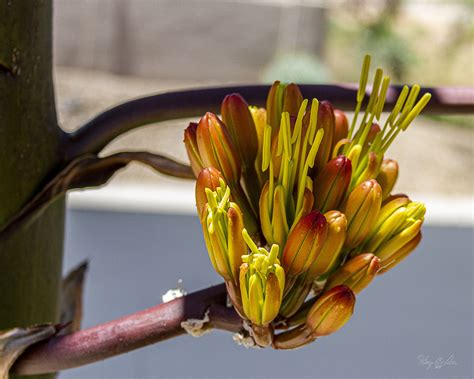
[{"left": 53, "top": 0, "right": 473, "bottom": 378}]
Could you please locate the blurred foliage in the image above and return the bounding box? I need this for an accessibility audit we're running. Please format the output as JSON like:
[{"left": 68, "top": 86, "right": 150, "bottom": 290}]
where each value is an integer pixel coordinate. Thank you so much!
[
  {"left": 327, "top": 0, "right": 473, "bottom": 87},
  {"left": 331, "top": 0, "right": 415, "bottom": 81},
  {"left": 260, "top": 52, "right": 331, "bottom": 84},
  {"left": 443, "top": 1, "right": 474, "bottom": 56},
  {"left": 425, "top": 115, "right": 474, "bottom": 130},
  {"left": 357, "top": 20, "right": 416, "bottom": 81}
]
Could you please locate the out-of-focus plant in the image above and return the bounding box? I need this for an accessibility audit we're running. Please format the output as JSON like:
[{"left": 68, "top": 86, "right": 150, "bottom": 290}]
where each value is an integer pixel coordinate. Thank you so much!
[
  {"left": 185, "top": 54, "right": 431, "bottom": 348},
  {"left": 332, "top": 0, "right": 416, "bottom": 81},
  {"left": 261, "top": 52, "right": 331, "bottom": 84}
]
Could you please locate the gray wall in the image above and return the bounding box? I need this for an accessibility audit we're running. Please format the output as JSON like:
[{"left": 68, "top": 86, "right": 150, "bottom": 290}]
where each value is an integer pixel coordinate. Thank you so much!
[
  {"left": 54, "top": 0, "right": 327, "bottom": 81},
  {"left": 61, "top": 209, "right": 473, "bottom": 378}
]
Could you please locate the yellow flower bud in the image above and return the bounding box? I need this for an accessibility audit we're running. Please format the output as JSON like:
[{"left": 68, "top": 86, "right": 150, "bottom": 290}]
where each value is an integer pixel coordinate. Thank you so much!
[
  {"left": 249, "top": 106, "right": 268, "bottom": 187},
  {"left": 364, "top": 198, "right": 425, "bottom": 264},
  {"left": 375, "top": 220, "right": 423, "bottom": 266},
  {"left": 266, "top": 81, "right": 286, "bottom": 135},
  {"left": 378, "top": 232, "right": 422, "bottom": 274},
  {"left": 259, "top": 182, "right": 290, "bottom": 248},
  {"left": 201, "top": 184, "right": 247, "bottom": 284},
  {"left": 195, "top": 167, "right": 225, "bottom": 219},
  {"left": 239, "top": 241, "right": 285, "bottom": 326},
  {"left": 343, "top": 179, "right": 382, "bottom": 248}
]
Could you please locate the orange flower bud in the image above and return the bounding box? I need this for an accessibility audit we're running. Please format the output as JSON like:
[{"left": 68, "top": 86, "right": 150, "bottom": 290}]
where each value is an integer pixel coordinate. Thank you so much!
[
  {"left": 196, "top": 112, "right": 241, "bottom": 186},
  {"left": 221, "top": 93, "right": 261, "bottom": 209},
  {"left": 333, "top": 109, "right": 349, "bottom": 147},
  {"left": 183, "top": 122, "right": 204, "bottom": 177},
  {"left": 360, "top": 122, "right": 381, "bottom": 156},
  {"left": 266, "top": 81, "right": 286, "bottom": 135},
  {"left": 273, "top": 324, "right": 315, "bottom": 350},
  {"left": 306, "top": 285, "right": 355, "bottom": 337},
  {"left": 325, "top": 253, "right": 380, "bottom": 294},
  {"left": 353, "top": 151, "right": 379, "bottom": 187},
  {"left": 221, "top": 93, "right": 259, "bottom": 172},
  {"left": 376, "top": 159, "right": 399, "bottom": 201},
  {"left": 314, "top": 101, "right": 335, "bottom": 172},
  {"left": 282, "top": 83, "right": 304, "bottom": 119},
  {"left": 306, "top": 211, "right": 347, "bottom": 280}
]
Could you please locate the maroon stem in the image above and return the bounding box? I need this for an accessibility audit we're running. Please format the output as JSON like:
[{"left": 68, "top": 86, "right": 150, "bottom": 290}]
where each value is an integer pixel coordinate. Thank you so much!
[
  {"left": 65, "top": 85, "right": 474, "bottom": 161},
  {"left": 12, "top": 283, "right": 241, "bottom": 376}
]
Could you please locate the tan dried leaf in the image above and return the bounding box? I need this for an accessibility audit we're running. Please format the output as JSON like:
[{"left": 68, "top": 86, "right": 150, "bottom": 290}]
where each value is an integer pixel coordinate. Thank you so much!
[{"left": 0, "top": 324, "right": 56, "bottom": 379}]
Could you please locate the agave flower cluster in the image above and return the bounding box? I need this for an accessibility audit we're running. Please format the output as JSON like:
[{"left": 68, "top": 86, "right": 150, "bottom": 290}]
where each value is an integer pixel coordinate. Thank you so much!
[{"left": 184, "top": 55, "right": 431, "bottom": 349}]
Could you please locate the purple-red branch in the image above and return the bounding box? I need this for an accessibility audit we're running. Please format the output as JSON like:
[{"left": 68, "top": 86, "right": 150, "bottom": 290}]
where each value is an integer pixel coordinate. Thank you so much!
[
  {"left": 65, "top": 84, "right": 474, "bottom": 161},
  {"left": 12, "top": 283, "right": 241, "bottom": 376}
]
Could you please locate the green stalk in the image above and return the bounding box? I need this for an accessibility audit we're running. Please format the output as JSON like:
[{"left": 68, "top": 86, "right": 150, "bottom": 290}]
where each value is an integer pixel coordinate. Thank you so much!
[{"left": 0, "top": 2, "right": 64, "bottom": 378}]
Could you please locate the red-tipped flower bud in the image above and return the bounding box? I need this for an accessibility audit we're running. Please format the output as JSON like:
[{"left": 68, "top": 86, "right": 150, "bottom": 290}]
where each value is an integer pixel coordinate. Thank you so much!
[
  {"left": 313, "top": 155, "right": 352, "bottom": 213},
  {"left": 282, "top": 211, "right": 328, "bottom": 277}
]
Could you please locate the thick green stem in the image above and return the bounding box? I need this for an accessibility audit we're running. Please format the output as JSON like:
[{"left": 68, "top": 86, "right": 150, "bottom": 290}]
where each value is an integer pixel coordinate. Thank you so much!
[{"left": 0, "top": 2, "right": 64, "bottom": 378}]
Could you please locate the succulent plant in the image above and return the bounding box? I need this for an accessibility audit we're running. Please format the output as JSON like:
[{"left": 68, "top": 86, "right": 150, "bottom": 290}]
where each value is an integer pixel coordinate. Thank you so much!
[{"left": 184, "top": 54, "right": 431, "bottom": 348}]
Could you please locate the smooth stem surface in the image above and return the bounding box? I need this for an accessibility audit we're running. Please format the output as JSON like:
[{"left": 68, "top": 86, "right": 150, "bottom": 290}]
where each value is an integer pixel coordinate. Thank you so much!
[
  {"left": 66, "top": 85, "right": 474, "bottom": 162},
  {"left": 13, "top": 284, "right": 241, "bottom": 376},
  {"left": 0, "top": 2, "right": 64, "bottom": 379}
]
